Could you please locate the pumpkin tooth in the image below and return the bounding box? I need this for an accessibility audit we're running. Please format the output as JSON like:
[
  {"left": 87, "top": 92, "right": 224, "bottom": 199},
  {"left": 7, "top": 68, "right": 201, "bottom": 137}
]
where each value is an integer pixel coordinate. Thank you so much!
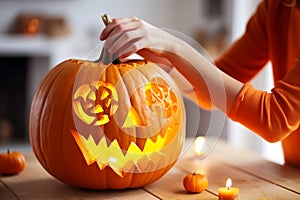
[
  {"left": 112, "top": 138, "right": 132, "bottom": 155},
  {"left": 104, "top": 135, "right": 112, "bottom": 147},
  {"left": 110, "top": 167, "right": 124, "bottom": 177},
  {"left": 135, "top": 138, "right": 147, "bottom": 152},
  {"left": 136, "top": 156, "right": 152, "bottom": 172},
  {"left": 89, "top": 129, "right": 105, "bottom": 145},
  {"left": 149, "top": 134, "right": 158, "bottom": 143},
  {"left": 121, "top": 160, "right": 136, "bottom": 175},
  {"left": 71, "top": 129, "right": 96, "bottom": 165},
  {"left": 96, "top": 161, "right": 107, "bottom": 170}
]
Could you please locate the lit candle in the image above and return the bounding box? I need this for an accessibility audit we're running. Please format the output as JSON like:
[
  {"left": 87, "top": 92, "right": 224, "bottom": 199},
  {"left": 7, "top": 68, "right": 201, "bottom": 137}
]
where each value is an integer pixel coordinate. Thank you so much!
[
  {"left": 193, "top": 136, "right": 206, "bottom": 157},
  {"left": 218, "top": 178, "right": 239, "bottom": 200}
]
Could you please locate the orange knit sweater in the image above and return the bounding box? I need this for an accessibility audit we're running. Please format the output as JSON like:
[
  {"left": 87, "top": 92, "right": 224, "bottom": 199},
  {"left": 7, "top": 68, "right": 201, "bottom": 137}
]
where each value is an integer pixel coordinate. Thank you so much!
[{"left": 214, "top": 0, "right": 300, "bottom": 167}]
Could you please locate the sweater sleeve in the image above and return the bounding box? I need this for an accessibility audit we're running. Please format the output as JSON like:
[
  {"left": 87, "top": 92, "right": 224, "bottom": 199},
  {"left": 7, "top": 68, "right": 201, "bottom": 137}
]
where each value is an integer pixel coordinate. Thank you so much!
[
  {"left": 214, "top": 0, "right": 270, "bottom": 83},
  {"left": 228, "top": 59, "right": 300, "bottom": 142}
]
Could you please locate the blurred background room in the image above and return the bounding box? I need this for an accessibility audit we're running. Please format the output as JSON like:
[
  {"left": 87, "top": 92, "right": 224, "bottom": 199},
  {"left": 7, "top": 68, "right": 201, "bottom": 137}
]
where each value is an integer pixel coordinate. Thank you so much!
[{"left": 0, "top": 0, "right": 283, "bottom": 164}]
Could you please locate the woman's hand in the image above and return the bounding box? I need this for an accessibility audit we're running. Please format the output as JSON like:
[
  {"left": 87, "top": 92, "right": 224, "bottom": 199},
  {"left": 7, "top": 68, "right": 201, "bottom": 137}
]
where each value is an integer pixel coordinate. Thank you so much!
[{"left": 99, "top": 17, "right": 179, "bottom": 66}]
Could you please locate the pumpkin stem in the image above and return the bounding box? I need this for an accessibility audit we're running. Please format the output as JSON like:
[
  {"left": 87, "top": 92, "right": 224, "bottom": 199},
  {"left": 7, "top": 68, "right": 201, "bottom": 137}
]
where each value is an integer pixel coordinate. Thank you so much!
[
  {"left": 101, "top": 14, "right": 112, "bottom": 26},
  {"left": 7, "top": 149, "right": 11, "bottom": 154},
  {"left": 95, "top": 14, "right": 120, "bottom": 65}
]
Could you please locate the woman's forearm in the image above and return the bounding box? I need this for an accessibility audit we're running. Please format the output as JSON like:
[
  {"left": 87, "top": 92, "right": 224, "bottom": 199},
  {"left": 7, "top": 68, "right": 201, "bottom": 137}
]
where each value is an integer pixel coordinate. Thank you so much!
[{"left": 162, "top": 39, "right": 244, "bottom": 113}]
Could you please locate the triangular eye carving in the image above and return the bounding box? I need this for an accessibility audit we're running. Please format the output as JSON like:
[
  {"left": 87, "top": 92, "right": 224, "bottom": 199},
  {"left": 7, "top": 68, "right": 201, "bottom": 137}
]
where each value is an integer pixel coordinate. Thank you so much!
[
  {"left": 73, "top": 81, "right": 118, "bottom": 126},
  {"left": 122, "top": 81, "right": 179, "bottom": 129}
]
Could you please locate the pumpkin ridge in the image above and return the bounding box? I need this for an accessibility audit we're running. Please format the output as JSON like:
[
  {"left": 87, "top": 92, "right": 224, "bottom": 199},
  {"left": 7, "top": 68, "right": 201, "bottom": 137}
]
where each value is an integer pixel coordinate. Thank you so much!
[
  {"left": 61, "top": 66, "right": 81, "bottom": 184},
  {"left": 30, "top": 60, "right": 71, "bottom": 172},
  {"left": 103, "top": 64, "right": 134, "bottom": 152},
  {"left": 105, "top": 64, "right": 133, "bottom": 150},
  {"left": 41, "top": 61, "right": 80, "bottom": 179},
  {"left": 120, "top": 65, "right": 147, "bottom": 151}
]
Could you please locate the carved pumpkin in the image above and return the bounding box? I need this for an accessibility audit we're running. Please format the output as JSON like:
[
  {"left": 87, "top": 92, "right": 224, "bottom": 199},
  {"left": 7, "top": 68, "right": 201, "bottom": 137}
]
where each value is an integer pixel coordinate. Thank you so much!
[{"left": 29, "top": 58, "right": 186, "bottom": 189}]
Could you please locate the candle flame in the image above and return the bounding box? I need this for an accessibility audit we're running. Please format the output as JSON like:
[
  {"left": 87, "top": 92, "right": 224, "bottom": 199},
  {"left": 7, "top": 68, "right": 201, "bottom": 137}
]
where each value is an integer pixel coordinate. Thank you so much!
[
  {"left": 226, "top": 178, "right": 232, "bottom": 188},
  {"left": 194, "top": 136, "right": 205, "bottom": 156}
]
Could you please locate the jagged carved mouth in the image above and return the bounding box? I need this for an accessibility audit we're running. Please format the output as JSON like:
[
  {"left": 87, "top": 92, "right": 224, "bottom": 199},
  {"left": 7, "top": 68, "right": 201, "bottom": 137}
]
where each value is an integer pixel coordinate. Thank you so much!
[
  {"left": 70, "top": 122, "right": 180, "bottom": 177},
  {"left": 71, "top": 68, "right": 184, "bottom": 177}
]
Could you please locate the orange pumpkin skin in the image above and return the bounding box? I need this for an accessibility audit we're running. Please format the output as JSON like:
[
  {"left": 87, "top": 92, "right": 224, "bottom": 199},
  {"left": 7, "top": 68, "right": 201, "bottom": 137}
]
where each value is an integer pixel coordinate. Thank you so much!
[
  {"left": 183, "top": 173, "right": 208, "bottom": 193},
  {"left": 29, "top": 59, "right": 186, "bottom": 189},
  {"left": 0, "top": 150, "right": 26, "bottom": 175}
]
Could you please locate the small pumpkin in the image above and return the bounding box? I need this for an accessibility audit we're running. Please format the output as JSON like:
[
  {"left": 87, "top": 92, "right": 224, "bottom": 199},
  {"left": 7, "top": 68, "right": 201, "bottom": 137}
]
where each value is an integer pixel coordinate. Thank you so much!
[
  {"left": 0, "top": 149, "right": 26, "bottom": 175},
  {"left": 183, "top": 172, "right": 208, "bottom": 193}
]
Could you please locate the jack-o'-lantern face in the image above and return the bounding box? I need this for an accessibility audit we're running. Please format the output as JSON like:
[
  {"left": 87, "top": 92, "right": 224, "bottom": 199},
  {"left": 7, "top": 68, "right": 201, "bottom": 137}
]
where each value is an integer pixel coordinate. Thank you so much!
[{"left": 71, "top": 60, "right": 185, "bottom": 177}]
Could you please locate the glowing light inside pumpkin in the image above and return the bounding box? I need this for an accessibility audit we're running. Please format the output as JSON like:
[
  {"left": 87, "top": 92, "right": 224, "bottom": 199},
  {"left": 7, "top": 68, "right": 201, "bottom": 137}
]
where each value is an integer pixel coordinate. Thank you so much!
[{"left": 145, "top": 82, "right": 178, "bottom": 118}]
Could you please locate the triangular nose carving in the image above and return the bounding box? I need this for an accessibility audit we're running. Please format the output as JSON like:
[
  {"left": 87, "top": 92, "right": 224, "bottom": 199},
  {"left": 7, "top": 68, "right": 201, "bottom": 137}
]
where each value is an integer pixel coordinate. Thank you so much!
[{"left": 123, "top": 107, "right": 146, "bottom": 128}]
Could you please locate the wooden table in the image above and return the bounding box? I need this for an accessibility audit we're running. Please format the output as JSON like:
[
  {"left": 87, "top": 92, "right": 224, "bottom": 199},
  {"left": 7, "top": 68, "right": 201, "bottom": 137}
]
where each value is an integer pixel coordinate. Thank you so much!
[{"left": 1, "top": 138, "right": 300, "bottom": 200}]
